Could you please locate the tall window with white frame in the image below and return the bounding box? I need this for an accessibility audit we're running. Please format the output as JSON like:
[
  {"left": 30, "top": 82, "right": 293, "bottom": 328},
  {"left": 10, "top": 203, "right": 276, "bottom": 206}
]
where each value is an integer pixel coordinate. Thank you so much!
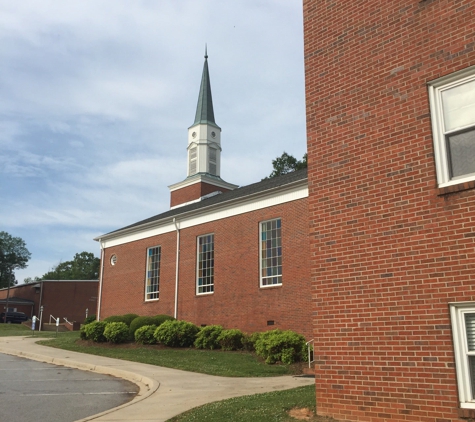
[
  {"left": 197, "top": 234, "right": 214, "bottom": 294},
  {"left": 450, "top": 303, "right": 475, "bottom": 409},
  {"left": 260, "top": 218, "right": 282, "bottom": 287},
  {"left": 145, "top": 246, "right": 160, "bottom": 300},
  {"left": 428, "top": 67, "right": 475, "bottom": 187}
]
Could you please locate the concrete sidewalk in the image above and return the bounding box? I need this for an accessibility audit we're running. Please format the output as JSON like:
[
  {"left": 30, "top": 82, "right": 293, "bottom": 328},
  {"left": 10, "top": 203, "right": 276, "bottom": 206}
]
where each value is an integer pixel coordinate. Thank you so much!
[{"left": 0, "top": 336, "right": 314, "bottom": 422}]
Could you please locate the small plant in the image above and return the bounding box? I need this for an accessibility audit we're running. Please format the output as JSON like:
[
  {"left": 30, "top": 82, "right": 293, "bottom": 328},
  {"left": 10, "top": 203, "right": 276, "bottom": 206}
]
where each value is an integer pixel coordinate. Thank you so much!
[
  {"left": 83, "top": 314, "right": 96, "bottom": 325},
  {"left": 83, "top": 321, "right": 107, "bottom": 342},
  {"left": 129, "top": 315, "right": 175, "bottom": 339},
  {"left": 218, "top": 328, "right": 245, "bottom": 351},
  {"left": 194, "top": 325, "right": 223, "bottom": 350},
  {"left": 122, "top": 313, "right": 140, "bottom": 326},
  {"left": 154, "top": 320, "right": 199, "bottom": 347},
  {"left": 104, "top": 322, "right": 129, "bottom": 344},
  {"left": 135, "top": 325, "right": 157, "bottom": 345},
  {"left": 254, "top": 329, "right": 307, "bottom": 364}
]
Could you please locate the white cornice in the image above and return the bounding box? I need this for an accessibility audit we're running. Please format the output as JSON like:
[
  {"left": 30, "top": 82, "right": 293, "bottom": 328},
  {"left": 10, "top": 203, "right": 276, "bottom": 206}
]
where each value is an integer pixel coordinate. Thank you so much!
[
  {"left": 168, "top": 174, "right": 238, "bottom": 192},
  {"left": 96, "top": 178, "right": 308, "bottom": 249}
]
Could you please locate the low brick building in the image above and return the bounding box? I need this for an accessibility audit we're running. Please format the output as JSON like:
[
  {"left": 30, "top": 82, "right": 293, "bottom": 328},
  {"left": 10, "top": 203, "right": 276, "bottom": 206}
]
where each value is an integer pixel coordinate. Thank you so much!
[
  {"left": 95, "top": 53, "right": 312, "bottom": 339},
  {"left": 304, "top": 0, "right": 475, "bottom": 420},
  {"left": 0, "top": 280, "right": 98, "bottom": 327}
]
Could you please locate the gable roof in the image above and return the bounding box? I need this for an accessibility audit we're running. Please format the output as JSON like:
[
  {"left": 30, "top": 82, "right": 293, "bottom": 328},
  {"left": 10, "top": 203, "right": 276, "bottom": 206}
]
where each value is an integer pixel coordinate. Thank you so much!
[{"left": 96, "top": 168, "right": 308, "bottom": 240}]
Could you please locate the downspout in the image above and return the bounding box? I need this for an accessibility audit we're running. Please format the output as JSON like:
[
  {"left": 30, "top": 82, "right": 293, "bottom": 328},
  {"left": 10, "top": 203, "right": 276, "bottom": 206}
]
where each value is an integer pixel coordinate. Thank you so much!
[
  {"left": 173, "top": 218, "right": 180, "bottom": 319},
  {"left": 96, "top": 241, "right": 105, "bottom": 321},
  {"left": 38, "top": 280, "right": 44, "bottom": 331}
]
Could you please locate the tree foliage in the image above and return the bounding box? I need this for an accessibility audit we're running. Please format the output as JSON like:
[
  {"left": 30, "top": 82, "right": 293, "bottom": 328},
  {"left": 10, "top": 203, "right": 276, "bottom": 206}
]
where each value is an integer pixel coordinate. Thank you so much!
[
  {"left": 0, "top": 231, "right": 31, "bottom": 288},
  {"left": 41, "top": 251, "right": 100, "bottom": 280},
  {"left": 265, "top": 152, "right": 307, "bottom": 179}
]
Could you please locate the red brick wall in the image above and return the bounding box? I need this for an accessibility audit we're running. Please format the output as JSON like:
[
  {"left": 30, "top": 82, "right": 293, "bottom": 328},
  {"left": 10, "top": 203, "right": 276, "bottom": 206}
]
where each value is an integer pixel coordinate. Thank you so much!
[
  {"left": 100, "top": 198, "right": 313, "bottom": 339},
  {"left": 0, "top": 281, "right": 98, "bottom": 323},
  {"left": 41, "top": 281, "right": 98, "bottom": 324},
  {"left": 170, "top": 181, "right": 231, "bottom": 207},
  {"left": 304, "top": 1, "right": 475, "bottom": 421}
]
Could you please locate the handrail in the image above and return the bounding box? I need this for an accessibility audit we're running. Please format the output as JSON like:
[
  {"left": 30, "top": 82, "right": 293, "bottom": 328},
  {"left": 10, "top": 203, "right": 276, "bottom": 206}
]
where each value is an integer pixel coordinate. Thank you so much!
[
  {"left": 49, "top": 315, "right": 59, "bottom": 324},
  {"left": 63, "top": 317, "right": 73, "bottom": 326},
  {"left": 306, "top": 339, "right": 315, "bottom": 369}
]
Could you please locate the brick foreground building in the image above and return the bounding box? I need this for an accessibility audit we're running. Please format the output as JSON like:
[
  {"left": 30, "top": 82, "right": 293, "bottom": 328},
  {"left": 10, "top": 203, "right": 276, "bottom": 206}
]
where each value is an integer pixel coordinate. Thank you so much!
[
  {"left": 304, "top": 0, "right": 475, "bottom": 420},
  {"left": 95, "top": 53, "right": 312, "bottom": 339},
  {"left": 0, "top": 280, "right": 98, "bottom": 327}
]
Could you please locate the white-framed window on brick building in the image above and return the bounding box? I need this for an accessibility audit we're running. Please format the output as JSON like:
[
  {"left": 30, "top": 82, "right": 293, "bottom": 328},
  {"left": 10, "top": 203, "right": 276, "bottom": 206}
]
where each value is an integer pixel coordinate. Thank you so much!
[
  {"left": 428, "top": 66, "right": 475, "bottom": 187},
  {"left": 450, "top": 303, "right": 475, "bottom": 409},
  {"left": 197, "top": 234, "right": 214, "bottom": 294},
  {"left": 145, "top": 246, "right": 160, "bottom": 301},
  {"left": 259, "top": 218, "right": 282, "bottom": 287}
]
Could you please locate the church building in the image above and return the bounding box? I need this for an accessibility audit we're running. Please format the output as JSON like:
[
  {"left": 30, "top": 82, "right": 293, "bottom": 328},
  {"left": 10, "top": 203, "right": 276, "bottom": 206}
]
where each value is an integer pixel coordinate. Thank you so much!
[{"left": 95, "top": 53, "right": 312, "bottom": 339}]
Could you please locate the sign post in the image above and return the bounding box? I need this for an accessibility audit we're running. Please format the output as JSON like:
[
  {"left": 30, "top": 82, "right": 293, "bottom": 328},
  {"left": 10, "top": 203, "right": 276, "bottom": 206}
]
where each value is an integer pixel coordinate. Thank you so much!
[{"left": 31, "top": 316, "right": 36, "bottom": 336}]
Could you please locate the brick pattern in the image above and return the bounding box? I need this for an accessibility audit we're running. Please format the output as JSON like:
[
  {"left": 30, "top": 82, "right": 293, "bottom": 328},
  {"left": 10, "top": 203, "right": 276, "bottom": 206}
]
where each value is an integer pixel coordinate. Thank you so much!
[
  {"left": 170, "top": 181, "right": 231, "bottom": 207},
  {"left": 0, "top": 282, "right": 98, "bottom": 323},
  {"left": 100, "top": 198, "right": 313, "bottom": 339},
  {"left": 304, "top": 0, "right": 475, "bottom": 421}
]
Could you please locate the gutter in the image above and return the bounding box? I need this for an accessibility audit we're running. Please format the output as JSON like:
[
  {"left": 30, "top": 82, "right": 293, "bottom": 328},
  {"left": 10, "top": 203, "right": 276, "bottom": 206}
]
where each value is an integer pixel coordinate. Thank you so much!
[
  {"left": 97, "top": 241, "right": 105, "bottom": 321},
  {"left": 173, "top": 218, "right": 180, "bottom": 319}
]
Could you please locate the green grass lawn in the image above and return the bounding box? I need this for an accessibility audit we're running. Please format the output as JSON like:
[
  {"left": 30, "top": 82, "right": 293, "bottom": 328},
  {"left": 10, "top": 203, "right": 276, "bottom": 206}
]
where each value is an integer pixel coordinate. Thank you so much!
[
  {"left": 0, "top": 324, "right": 325, "bottom": 421},
  {"left": 166, "top": 384, "right": 331, "bottom": 422}
]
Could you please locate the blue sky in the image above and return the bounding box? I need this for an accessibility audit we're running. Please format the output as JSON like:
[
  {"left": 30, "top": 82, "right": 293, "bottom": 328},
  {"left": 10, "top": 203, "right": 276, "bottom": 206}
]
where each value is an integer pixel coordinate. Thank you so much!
[{"left": 1, "top": 0, "right": 307, "bottom": 283}]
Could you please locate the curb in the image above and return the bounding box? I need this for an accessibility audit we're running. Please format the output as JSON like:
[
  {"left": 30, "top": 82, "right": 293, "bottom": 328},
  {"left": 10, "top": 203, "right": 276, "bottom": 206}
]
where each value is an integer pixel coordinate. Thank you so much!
[{"left": 0, "top": 346, "right": 160, "bottom": 422}]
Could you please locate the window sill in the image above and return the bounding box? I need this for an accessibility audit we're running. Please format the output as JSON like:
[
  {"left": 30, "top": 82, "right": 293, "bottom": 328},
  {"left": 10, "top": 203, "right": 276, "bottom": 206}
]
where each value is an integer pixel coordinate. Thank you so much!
[
  {"left": 196, "top": 292, "right": 214, "bottom": 297},
  {"left": 144, "top": 298, "right": 159, "bottom": 303},
  {"left": 437, "top": 180, "right": 475, "bottom": 196},
  {"left": 260, "top": 284, "right": 283, "bottom": 289}
]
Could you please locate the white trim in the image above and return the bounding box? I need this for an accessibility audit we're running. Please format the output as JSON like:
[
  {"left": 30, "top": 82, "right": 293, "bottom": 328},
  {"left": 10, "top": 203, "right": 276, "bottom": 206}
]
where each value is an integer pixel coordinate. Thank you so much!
[
  {"left": 450, "top": 302, "right": 475, "bottom": 408},
  {"left": 428, "top": 66, "right": 475, "bottom": 187},
  {"left": 168, "top": 174, "right": 238, "bottom": 192},
  {"left": 145, "top": 245, "right": 161, "bottom": 301},
  {"left": 196, "top": 233, "right": 214, "bottom": 295},
  {"left": 97, "top": 182, "right": 308, "bottom": 249}
]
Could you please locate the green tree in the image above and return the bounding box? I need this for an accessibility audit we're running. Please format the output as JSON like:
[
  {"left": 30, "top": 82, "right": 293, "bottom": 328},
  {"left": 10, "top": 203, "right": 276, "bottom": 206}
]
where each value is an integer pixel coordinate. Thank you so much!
[
  {"left": 42, "top": 251, "right": 100, "bottom": 280},
  {"left": 265, "top": 152, "right": 307, "bottom": 179},
  {"left": 0, "top": 231, "right": 31, "bottom": 288}
]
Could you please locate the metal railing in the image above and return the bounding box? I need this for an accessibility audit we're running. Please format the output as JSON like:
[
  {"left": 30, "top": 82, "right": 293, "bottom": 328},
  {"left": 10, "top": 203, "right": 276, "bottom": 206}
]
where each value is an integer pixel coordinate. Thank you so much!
[
  {"left": 49, "top": 315, "right": 59, "bottom": 324},
  {"left": 63, "top": 317, "right": 73, "bottom": 326},
  {"left": 306, "top": 339, "right": 314, "bottom": 368}
]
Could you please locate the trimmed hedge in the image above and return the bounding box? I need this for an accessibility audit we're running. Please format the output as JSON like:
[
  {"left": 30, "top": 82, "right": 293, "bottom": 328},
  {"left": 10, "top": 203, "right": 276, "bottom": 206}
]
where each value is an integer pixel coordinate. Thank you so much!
[
  {"left": 154, "top": 320, "right": 199, "bottom": 347},
  {"left": 194, "top": 325, "right": 223, "bottom": 350},
  {"left": 104, "top": 313, "right": 139, "bottom": 327},
  {"left": 218, "top": 328, "right": 245, "bottom": 351},
  {"left": 83, "top": 321, "right": 107, "bottom": 342},
  {"left": 129, "top": 315, "right": 175, "bottom": 339},
  {"left": 254, "top": 329, "right": 307, "bottom": 364},
  {"left": 104, "top": 322, "right": 129, "bottom": 344},
  {"left": 134, "top": 325, "right": 157, "bottom": 345},
  {"left": 83, "top": 315, "right": 96, "bottom": 325}
]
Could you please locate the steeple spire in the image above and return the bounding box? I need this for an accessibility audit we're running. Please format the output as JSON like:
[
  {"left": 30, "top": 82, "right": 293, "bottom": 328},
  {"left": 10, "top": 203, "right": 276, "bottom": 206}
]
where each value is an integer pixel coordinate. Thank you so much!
[{"left": 193, "top": 46, "right": 216, "bottom": 126}]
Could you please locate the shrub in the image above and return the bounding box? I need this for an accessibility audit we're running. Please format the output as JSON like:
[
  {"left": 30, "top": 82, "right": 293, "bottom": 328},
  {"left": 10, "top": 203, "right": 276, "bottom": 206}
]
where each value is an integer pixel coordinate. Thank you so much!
[
  {"left": 129, "top": 315, "right": 174, "bottom": 339},
  {"left": 104, "top": 322, "right": 129, "bottom": 344},
  {"left": 83, "top": 314, "right": 96, "bottom": 325},
  {"left": 242, "top": 332, "right": 261, "bottom": 352},
  {"left": 218, "top": 329, "right": 245, "bottom": 351},
  {"left": 83, "top": 321, "right": 107, "bottom": 342},
  {"left": 122, "top": 313, "right": 140, "bottom": 327},
  {"left": 254, "top": 329, "right": 307, "bottom": 364},
  {"left": 134, "top": 325, "right": 157, "bottom": 345},
  {"left": 154, "top": 320, "right": 199, "bottom": 347},
  {"left": 79, "top": 325, "right": 88, "bottom": 340},
  {"left": 104, "top": 313, "right": 139, "bottom": 327},
  {"left": 194, "top": 325, "right": 223, "bottom": 350}
]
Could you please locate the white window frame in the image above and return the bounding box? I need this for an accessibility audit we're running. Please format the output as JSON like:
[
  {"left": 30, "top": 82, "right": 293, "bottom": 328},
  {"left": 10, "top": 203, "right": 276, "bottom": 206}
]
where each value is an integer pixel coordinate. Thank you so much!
[
  {"left": 450, "top": 302, "right": 475, "bottom": 409},
  {"left": 145, "top": 245, "right": 161, "bottom": 301},
  {"left": 259, "top": 218, "right": 282, "bottom": 288},
  {"left": 428, "top": 66, "right": 475, "bottom": 187},
  {"left": 196, "top": 233, "right": 214, "bottom": 295}
]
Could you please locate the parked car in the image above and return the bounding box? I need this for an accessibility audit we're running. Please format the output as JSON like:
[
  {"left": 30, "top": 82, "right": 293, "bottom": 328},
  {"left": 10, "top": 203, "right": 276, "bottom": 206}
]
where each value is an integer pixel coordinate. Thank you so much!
[{"left": 0, "top": 312, "right": 28, "bottom": 324}]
